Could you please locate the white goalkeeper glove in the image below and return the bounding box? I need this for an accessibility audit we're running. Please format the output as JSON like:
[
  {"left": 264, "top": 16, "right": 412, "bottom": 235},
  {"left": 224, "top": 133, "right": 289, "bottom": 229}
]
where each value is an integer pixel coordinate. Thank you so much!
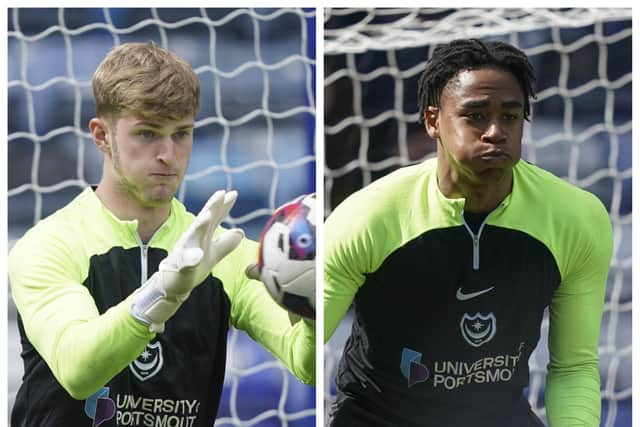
[{"left": 131, "top": 190, "right": 244, "bottom": 333}]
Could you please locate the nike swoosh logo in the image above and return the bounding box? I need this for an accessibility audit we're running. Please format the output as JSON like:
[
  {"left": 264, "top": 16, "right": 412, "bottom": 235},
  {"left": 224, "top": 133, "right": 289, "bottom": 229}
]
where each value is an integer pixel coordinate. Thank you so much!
[{"left": 456, "top": 286, "right": 495, "bottom": 301}]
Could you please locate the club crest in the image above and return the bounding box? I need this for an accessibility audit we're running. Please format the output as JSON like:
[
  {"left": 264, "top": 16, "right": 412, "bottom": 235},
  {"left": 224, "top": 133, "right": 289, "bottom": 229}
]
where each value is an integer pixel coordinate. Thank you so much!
[
  {"left": 460, "top": 312, "right": 496, "bottom": 347},
  {"left": 129, "top": 340, "right": 164, "bottom": 381}
]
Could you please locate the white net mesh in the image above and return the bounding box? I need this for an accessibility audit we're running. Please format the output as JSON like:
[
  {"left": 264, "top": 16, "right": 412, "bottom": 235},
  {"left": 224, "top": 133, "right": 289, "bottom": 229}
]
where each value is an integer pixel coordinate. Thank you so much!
[
  {"left": 8, "top": 7, "right": 316, "bottom": 427},
  {"left": 324, "top": 8, "right": 631, "bottom": 427}
]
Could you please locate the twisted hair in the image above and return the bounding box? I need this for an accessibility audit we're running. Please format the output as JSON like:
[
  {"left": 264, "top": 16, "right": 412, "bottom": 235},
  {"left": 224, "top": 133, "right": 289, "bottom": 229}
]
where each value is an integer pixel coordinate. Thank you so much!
[{"left": 417, "top": 39, "right": 536, "bottom": 123}]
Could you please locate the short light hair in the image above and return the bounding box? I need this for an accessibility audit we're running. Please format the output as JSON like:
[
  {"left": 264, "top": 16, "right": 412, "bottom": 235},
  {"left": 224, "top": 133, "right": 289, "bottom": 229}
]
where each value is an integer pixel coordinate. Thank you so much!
[{"left": 92, "top": 42, "right": 200, "bottom": 122}]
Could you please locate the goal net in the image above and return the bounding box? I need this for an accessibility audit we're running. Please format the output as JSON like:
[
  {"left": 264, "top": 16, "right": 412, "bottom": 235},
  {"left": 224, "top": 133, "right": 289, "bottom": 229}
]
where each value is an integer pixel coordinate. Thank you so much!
[
  {"left": 7, "top": 7, "right": 316, "bottom": 427},
  {"left": 324, "top": 8, "right": 631, "bottom": 427}
]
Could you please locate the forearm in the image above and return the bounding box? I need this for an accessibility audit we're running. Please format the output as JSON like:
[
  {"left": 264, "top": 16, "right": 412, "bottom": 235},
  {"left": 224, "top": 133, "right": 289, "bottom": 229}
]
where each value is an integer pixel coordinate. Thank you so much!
[
  {"left": 52, "top": 294, "right": 154, "bottom": 399},
  {"left": 10, "top": 240, "right": 155, "bottom": 399},
  {"left": 324, "top": 268, "right": 360, "bottom": 343},
  {"left": 545, "top": 362, "right": 601, "bottom": 426},
  {"left": 234, "top": 287, "right": 316, "bottom": 385},
  {"left": 287, "top": 319, "right": 316, "bottom": 384},
  {"left": 546, "top": 272, "right": 607, "bottom": 427}
]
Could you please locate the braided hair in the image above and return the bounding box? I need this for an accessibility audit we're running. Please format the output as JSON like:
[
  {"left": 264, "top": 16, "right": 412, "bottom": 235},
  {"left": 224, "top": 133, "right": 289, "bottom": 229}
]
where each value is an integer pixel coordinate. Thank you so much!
[{"left": 417, "top": 39, "right": 536, "bottom": 123}]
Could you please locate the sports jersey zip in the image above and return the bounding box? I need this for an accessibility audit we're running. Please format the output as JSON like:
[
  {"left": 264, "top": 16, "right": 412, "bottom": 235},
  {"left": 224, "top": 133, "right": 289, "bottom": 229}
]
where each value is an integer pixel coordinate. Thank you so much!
[
  {"left": 135, "top": 226, "right": 165, "bottom": 284},
  {"left": 141, "top": 244, "right": 149, "bottom": 283},
  {"left": 134, "top": 235, "right": 150, "bottom": 284},
  {"left": 461, "top": 203, "right": 506, "bottom": 270}
]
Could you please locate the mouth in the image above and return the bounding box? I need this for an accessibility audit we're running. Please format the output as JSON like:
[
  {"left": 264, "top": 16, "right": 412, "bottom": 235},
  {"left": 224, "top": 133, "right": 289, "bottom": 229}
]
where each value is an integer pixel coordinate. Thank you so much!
[
  {"left": 478, "top": 150, "right": 509, "bottom": 161},
  {"left": 150, "top": 172, "right": 178, "bottom": 179}
]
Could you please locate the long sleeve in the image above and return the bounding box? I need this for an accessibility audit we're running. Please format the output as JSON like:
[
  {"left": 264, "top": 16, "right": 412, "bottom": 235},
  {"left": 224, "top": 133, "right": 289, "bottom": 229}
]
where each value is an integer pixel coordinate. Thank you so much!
[
  {"left": 9, "top": 223, "right": 154, "bottom": 400},
  {"left": 323, "top": 197, "right": 370, "bottom": 343},
  {"left": 323, "top": 161, "right": 446, "bottom": 343},
  {"left": 220, "top": 235, "right": 315, "bottom": 384},
  {"left": 545, "top": 195, "right": 613, "bottom": 426}
]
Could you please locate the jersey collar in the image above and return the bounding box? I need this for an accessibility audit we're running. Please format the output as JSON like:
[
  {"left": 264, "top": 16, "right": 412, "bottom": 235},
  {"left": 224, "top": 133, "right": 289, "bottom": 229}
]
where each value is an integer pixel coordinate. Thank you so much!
[
  {"left": 426, "top": 158, "right": 518, "bottom": 221},
  {"left": 78, "top": 187, "right": 180, "bottom": 246}
]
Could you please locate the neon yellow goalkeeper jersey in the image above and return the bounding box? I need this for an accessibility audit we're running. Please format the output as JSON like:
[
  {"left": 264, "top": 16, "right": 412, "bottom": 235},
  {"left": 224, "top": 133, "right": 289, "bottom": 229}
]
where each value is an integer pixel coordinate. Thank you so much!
[
  {"left": 9, "top": 188, "right": 314, "bottom": 427},
  {"left": 325, "top": 158, "right": 612, "bottom": 427}
]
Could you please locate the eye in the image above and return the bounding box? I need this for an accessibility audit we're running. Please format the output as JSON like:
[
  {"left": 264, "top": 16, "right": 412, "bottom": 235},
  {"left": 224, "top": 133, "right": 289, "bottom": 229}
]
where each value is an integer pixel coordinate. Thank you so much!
[
  {"left": 464, "top": 112, "right": 484, "bottom": 121},
  {"left": 137, "top": 129, "right": 157, "bottom": 140},
  {"left": 503, "top": 112, "right": 520, "bottom": 121},
  {"left": 173, "top": 129, "right": 192, "bottom": 140}
]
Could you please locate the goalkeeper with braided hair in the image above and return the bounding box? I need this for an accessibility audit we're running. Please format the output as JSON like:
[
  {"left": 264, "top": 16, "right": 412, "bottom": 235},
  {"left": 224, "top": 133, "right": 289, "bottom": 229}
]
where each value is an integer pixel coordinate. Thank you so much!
[
  {"left": 325, "top": 38, "right": 612, "bottom": 427},
  {"left": 9, "top": 42, "right": 315, "bottom": 427}
]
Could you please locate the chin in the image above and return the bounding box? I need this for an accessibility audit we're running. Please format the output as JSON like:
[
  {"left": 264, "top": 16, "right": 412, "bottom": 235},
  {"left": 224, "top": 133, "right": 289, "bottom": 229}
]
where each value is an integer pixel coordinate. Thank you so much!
[
  {"left": 145, "top": 188, "right": 177, "bottom": 205},
  {"left": 471, "top": 166, "right": 510, "bottom": 184}
]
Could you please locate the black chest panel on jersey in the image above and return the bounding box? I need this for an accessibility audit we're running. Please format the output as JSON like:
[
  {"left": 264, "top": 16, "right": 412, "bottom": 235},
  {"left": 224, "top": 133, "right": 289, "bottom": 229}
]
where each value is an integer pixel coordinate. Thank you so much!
[
  {"left": 12, "top": 246, "right": 231, "bottom": 427},
  {"left": 333, "top": 225, "right": 560, "bottom": 427}
]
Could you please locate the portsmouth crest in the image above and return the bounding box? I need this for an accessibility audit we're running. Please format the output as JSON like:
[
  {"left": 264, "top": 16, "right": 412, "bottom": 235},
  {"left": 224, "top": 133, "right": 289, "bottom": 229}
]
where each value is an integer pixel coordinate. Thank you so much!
[
  {"left": 129, "top": 340, "right": 164, "bottom": 381},
  {"left": 460, "top": 312, "right": 497, "bottom": 347}
]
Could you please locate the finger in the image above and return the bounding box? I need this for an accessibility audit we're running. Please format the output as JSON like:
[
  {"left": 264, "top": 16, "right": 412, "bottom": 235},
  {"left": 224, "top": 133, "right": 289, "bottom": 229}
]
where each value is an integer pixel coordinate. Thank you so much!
[
  {"left": 177, "top": 208, "right": 212, "bottom": 250},
  {"left": 174, "top": 191, "right": 220, "bottom": 250},
  {"left": 205, "top": 228, "right": 244, "bottom": 267},
  {"left": 200, "top": 190, "right": 226, "bottom": 215},
  {"left": 207, "top": 190, "right": 237, "bottom": 229},
  {"left": 245, "top": 263, "right": 260, "bottom": 281},
  {"left": 191, "top": 189, "right": 229, "bottom": 248},
  {"left": 223, "top": 190, "right": 238, "bottom": 207},
  {"left": 204, "top": 190, "right": 238, "bottom": 243}
]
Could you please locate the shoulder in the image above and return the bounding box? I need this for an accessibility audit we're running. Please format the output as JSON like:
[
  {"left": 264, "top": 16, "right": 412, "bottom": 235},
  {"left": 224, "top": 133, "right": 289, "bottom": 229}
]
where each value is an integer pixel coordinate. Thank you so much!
[
  {"left": 11, "top": 188, "right": 96, "bottom": 248},
  {"left": 327, "top": 159, "right": 435, "bottom": 233},
  {"left": 507, "top": 161, "right": 612, "bottom": 277},
  {"left": 514, "top": 161, "right": 610, "bottom": 227},
  {"left": 325, "top": 159, "right": 438, "bottom": 273},
  {"left": 9, "top": 188, "right": 99, "bottom": 280}
]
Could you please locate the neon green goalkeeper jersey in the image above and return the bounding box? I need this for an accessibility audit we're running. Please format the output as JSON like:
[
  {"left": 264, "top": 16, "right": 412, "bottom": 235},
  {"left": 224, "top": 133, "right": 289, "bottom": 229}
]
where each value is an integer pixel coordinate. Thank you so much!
[
  {"left": 9, "top": 187, "right": 315, "bottom": 427},
  {"left": 325, "top": 158, "right": 612, "bottom": 427}
]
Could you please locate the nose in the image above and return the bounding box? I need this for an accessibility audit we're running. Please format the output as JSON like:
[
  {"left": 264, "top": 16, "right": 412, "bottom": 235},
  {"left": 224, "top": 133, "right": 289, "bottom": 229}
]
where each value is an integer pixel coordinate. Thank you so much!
[
  {"left": 481, "top": 121, "right": 506, "bottom": 145},
  {"left": 156, "top": 136, "right": 175, "bottom": 164}
]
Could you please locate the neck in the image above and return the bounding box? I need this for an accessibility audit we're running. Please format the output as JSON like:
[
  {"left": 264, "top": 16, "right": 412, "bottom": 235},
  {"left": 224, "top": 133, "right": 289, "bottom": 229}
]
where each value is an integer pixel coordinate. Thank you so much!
[
  {"left": 95, "top": 178, "right": 171, "bottom": 243},
  {"left": 436, "top": 158, "right": 513, "bottom": 213}
]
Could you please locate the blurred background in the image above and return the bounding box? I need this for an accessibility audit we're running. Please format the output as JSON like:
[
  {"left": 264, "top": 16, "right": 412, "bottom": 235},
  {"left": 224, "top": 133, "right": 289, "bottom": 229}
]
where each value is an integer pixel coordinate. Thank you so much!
[
  {"left": 8, "top": 7, "right": 316, "bottom": 427},
  {"left": 324, "top": 8, "right": 631, "bottom": 427}
]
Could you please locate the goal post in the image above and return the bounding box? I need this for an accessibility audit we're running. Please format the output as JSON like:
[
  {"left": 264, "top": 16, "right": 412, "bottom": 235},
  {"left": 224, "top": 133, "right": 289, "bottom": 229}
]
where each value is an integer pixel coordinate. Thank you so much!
[
  {"left": 324, "top": 8, "right": 631, "bottom": 427},
  {"left": 7, "top": 7, "right": 316, "bottom": 427}
]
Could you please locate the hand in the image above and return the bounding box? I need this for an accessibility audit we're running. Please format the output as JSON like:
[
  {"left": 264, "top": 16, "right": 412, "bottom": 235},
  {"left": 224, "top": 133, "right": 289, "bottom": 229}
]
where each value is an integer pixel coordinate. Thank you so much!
[
  {"left": 245, "top": 263, "right": 260, "bottom": 281},
  {"left": 131, "top": 190, "right": 244, "bottom": 332},
  {"left": 245, "top": 264, "right": 316, "bottom": 325},
  {"left": 287, "top": 311, "right": 315, "bottom": 328}
]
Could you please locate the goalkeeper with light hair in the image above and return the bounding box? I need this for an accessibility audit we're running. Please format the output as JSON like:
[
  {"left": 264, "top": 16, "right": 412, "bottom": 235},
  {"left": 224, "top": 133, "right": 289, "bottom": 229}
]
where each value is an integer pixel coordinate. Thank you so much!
[
  {"left": 325, "top": 39, "right": 612, "bottom": 426},
  {"left": 9, "top": 42, "right": 315, "bottom": 427}
]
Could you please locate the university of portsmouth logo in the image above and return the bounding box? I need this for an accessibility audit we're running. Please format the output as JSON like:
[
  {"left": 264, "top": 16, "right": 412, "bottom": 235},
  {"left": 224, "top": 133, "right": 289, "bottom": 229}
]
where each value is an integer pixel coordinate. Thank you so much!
[
  {"left": 129, "top": 340, "right": 164, "bottom": 381},
  {"left": 460, "top": 312, "right": 497, "bottom": 347},
  {"left": 400, "top": 347, "right": 429, "bottom": 387},
  {"left": 84, "top": 387, "right": 115, "bottom": 427}
]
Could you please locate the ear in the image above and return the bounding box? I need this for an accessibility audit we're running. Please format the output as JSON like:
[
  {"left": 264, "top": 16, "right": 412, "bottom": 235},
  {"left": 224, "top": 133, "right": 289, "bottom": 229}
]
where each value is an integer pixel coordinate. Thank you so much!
[
  {"left": 89, "top": 117, "right": 111, "bottom": 156},
  {"left": 424, "top": 106, "right": 440, "bottom": 140}
]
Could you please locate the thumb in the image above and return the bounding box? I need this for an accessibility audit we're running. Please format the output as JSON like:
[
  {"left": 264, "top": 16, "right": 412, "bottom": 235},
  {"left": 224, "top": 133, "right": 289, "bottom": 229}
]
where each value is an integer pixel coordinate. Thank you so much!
[
  {"left": 176, "top": 247, "right": 204, "bottom": 269},
  {"left": 245, "top": 263, "right": 260, "bottom": 281},
  {"left": 160, "top": 247, "right": 204, "bottom": 271},
  {"left": 205, "top": 228, "right": 245, "bottom": 267}
]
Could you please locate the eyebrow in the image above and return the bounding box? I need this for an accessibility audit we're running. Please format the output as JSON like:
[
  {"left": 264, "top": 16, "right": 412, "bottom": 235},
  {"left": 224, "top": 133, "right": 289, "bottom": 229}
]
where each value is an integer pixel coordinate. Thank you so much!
[
  {"left": 134, "top": 121, "right": 195, "bottom": 130},
  {"left": 460, "top": 99, "right": 523, "bottom": 109}
]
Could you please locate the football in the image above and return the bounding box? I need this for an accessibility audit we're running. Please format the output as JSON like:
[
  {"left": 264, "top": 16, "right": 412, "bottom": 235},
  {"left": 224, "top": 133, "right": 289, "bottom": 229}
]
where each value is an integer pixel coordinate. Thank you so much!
[{"left": 256, "top": 193, "right": 316, "bottom": 320}]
